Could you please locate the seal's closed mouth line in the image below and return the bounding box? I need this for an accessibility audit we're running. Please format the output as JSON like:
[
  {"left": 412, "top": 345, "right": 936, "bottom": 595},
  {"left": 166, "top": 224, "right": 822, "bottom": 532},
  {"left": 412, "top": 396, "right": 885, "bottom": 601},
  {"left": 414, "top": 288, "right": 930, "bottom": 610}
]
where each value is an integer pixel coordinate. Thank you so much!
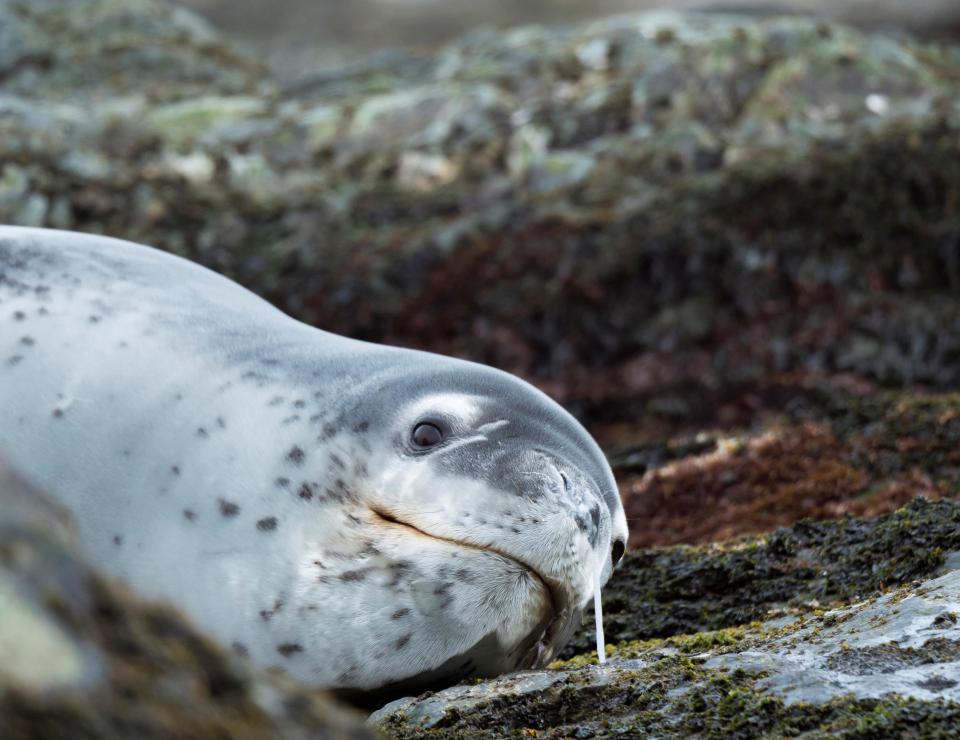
[{"left": 368, "top": 506, "right": 562, "bottom": 618}]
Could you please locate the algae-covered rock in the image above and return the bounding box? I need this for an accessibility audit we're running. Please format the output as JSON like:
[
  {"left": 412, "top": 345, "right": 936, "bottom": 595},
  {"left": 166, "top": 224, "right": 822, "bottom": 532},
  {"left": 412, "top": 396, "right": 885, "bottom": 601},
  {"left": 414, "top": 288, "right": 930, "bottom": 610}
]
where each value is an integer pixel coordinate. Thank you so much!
[
  {"left": 2, "top": 0, "right": 959, "bottom": 430},
  {"left": 372, "top": 570, "right": 960, "bottom": 737},
  {"left": 0, "top": 459, "right": 376, "bottom": 739}
]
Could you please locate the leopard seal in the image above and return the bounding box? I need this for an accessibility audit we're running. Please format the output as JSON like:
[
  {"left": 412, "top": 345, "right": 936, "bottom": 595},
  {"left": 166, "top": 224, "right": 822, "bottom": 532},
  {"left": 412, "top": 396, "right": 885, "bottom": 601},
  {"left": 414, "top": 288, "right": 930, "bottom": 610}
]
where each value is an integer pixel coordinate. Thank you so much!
[{"left": 0, "top": 226, "right": 628, "bottom": 697}]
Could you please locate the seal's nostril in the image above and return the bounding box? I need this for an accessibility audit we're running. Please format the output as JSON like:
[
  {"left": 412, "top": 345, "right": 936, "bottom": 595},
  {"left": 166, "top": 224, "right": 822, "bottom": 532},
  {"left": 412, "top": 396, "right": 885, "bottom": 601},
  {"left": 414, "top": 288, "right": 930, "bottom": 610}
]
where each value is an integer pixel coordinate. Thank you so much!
[{"left": 611, "top": 538, "right": 626, "bottom": 568}]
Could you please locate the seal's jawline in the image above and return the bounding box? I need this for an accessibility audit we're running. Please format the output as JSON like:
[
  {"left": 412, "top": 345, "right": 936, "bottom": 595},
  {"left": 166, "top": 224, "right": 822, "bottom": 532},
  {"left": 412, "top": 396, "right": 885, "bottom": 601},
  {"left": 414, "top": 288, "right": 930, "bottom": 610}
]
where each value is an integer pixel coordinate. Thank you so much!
[{"left": 368, "top": 506, "right": 565, "bottom": 627}]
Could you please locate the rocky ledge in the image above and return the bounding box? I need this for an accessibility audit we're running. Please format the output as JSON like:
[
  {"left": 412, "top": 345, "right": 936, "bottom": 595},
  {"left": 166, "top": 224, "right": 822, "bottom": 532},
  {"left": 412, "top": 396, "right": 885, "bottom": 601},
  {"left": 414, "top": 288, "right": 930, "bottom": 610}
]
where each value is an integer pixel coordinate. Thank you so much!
[{"left": 374, "top": 570, "right": 960, "bottom": 737}]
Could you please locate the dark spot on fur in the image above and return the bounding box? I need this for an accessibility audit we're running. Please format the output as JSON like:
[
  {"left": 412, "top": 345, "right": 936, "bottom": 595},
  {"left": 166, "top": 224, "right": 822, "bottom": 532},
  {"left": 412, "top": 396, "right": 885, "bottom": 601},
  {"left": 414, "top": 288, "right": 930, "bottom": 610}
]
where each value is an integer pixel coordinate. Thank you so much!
[
  {"left": 340, "top": 569, "right": 367, "bottom": 582},
  {"left": 88, "top": 315, "right": 101, "bottom": 324},
  {"left": 287, "top": 446, "right": 305, "bottom": 465},
  {"left": 268, "top": 396, "right": 284, "bottom": 407},
  {"left": 298, "top": 482, "right": 314, "bottom": 501},
  {"left": 281, "top": 415, "right": 300, "bottom": 425},
  {"left": 197, "top": 427, "right": 209, "bottom": 438},
  {"left": 113, "top": 535, "right": 123, "bottom": 546},
  {"left": 171, "top": 465, "right": 181, "bottom": 475},
  {"left": 51, "top": 408, "right": 64, "bottom": 419},
  {"left": 216, "top": 416, "right": 226, "bottom": 429},
  {"left": 395, "top": 635, "right": 411, "bottom": 650},
  {"left": 12, "top": 311, "right": 25, "bottom": 321},
  {"left": 455, "top": 568, "right": 475, "bottom": 583},
  {"left": 354, "top": 461, "right": 369, "bottom": 479},
  {"left": 391, "top": 608, "right": 410, "bottom": 620},
  {"left": 361, "top": 542, "right": 381, "bottom": 556},
  {"left": 7, "top": 355, "right": 23, "bottom": 366},
  {"left": 277, "top": 643, "right": 303, "bottom": 657},
  {"left": 329, "top": 454, "right": 345, "bottom": 470},
  {"left": 293, "top": 399, "right": 306, "bottom": 409},
  {"left": 231, "top": 642, "right": 248, "bottom": 657},
  {"left": 276, "top": 477, "right": 290, "bottom": 488},
  {"left": 257, "top": 517, "right": 278, "bottom": 531},
  {"left": 19, "top": 336, "right": 34, "bottom": 346},
  {"left": 260, "top": 600, "right": 284, "bottom": 620},
  {"left": 354, "top": 421, "right": 370, "bottom": 433},
  {"left": 386, "top": 561, "right": 413, "bottom": 587},
  {"left": 218, "top": 499, "right": 240, "bottom": 517},
  {"left": 183, "top": 509, "right": 196, "bottom": 522}
]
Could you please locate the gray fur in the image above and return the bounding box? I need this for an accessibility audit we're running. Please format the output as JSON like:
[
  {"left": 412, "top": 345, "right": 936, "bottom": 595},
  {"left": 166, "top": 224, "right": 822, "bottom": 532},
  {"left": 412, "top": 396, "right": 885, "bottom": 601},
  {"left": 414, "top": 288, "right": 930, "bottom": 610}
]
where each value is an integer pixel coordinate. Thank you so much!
[{"left": 0, "top": 226, "right": 628, "bottom": 695}]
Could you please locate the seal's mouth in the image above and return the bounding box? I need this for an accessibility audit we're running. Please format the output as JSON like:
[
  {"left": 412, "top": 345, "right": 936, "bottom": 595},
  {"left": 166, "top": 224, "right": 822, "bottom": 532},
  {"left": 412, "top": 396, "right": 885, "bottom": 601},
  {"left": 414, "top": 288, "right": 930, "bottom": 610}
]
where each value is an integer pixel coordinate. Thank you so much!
[{"left": 368, "top": 506, "right": 571, "bottom": 668}]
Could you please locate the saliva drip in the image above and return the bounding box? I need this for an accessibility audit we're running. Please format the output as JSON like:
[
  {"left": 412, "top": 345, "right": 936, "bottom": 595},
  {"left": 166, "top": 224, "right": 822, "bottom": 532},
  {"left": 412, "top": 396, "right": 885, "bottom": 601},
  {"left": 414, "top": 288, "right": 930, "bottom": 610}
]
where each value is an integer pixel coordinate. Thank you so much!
[{"left": 594, "top": 571, "right": 606, "bottom": 665}]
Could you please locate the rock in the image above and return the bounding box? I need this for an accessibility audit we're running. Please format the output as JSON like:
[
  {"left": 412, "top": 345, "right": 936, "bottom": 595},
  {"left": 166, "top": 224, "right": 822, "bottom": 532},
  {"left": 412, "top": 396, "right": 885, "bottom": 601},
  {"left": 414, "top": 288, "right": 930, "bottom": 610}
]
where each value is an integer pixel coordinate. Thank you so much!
[
  {"left": 1, "top": 0, "right": 959, "bottom": 431},
  {"left": 372, "top": 570, "right": 960, "bottom": 737},
  {"left": 615, "top": 386, "right": 960, "bottom": 548},
  {"left": 0, "top": 460, "right": 376, "bottom": 739},
  {"left": 709, "top": 570, "right": 960, "bottom": 705},
  {"left": 563, "top": 495, "right": 960, "bottom": 658}
]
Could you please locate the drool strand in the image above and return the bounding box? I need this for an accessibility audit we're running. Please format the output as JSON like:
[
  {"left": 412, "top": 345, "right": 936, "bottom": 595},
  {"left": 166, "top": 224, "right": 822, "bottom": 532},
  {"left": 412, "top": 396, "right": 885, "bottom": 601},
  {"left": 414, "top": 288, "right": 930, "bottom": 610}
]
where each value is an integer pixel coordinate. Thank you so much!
[{"left": 594, "top": 571, "right": 606, "bottom": 665}]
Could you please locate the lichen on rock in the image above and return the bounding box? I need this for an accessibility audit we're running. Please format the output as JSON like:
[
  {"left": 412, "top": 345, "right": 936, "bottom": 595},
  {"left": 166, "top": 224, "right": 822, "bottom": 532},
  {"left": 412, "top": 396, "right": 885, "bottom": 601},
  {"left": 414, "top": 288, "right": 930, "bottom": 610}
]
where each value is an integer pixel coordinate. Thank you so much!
[{"left": 374, "top": 570, "right": 960, "bottom": 737}]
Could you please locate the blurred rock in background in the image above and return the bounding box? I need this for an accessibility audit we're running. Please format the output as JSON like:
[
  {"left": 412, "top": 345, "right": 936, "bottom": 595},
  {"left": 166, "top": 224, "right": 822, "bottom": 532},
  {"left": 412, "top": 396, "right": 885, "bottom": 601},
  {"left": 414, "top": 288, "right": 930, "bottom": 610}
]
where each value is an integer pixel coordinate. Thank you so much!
[{"left": 173, "top": 0, "right": 960, "bottom": 81}]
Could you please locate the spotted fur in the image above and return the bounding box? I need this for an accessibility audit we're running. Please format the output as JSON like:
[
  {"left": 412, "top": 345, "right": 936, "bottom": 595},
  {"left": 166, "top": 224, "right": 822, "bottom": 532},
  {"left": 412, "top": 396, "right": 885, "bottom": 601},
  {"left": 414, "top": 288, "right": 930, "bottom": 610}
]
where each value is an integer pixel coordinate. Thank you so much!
[{"left": 0, "top": 226, "right": 627, "bottom": 696}]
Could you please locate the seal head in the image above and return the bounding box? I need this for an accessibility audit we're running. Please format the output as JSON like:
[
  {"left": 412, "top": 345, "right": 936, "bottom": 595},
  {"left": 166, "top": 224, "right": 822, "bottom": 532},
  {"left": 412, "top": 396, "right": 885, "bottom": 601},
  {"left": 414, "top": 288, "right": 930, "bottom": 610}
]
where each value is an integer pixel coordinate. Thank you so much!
[{"left": 315, "top": 357, "right": 628, "bottom": 696}]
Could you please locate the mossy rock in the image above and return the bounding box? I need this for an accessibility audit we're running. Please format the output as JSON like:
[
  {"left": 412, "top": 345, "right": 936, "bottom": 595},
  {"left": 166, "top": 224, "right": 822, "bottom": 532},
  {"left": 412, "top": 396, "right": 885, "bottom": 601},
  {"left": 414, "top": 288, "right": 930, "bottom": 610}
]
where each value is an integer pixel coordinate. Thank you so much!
[{"left": 374, "top": 570, "right": 960, "bottom": 737}]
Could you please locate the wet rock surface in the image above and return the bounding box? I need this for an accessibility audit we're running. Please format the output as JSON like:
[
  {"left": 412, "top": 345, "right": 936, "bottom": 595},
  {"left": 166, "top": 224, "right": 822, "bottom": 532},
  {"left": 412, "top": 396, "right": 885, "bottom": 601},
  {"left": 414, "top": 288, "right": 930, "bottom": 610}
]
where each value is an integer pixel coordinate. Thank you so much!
[
  {"left": 0, "top": 460, "right": 375, "bottom": 739},
  {"left": 373, "top": 571, "right": 960, "bottom": 737},
  {"left": 3, "top": 0, "right": 960, "bottom": 736}
]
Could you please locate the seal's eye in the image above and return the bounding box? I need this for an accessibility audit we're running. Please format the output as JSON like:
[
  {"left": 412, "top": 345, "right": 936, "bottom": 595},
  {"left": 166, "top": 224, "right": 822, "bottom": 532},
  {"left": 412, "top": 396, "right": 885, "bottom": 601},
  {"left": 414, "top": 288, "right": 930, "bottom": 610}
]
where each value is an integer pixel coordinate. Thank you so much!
[{"left": 411, "top": 422, "right": 444, "bottom": 449}]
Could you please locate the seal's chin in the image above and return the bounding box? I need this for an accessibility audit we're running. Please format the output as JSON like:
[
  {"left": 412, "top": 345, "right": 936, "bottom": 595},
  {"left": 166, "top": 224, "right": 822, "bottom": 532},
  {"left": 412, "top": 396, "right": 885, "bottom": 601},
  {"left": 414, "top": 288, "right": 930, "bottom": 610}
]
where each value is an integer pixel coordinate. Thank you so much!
[
  {"left": 337, "top": 594, "right": 573, "bottom": 710},
  {"left": 354, "top": 507, "right": 577, "bottom": 703},
  {"left": 516, "top": 587, "right": 578, "bottom": 670}
]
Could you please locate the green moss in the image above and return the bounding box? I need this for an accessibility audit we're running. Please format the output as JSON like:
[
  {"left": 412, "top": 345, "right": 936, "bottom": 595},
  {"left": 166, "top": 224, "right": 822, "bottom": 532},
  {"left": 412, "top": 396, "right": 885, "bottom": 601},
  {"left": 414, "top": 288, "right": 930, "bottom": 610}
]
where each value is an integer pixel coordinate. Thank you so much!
[
  {"left": 564, "top": 497, "right": 960, "bottom": 657},
  {"left": 379, "top": 655, "right": 960, "bottom": 738}
]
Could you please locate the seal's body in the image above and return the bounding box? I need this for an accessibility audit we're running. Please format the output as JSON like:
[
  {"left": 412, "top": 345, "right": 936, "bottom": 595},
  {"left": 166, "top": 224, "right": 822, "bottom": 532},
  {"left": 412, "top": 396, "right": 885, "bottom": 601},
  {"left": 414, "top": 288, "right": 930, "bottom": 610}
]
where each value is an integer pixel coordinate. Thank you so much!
[{"left": 0, "top": 227, "right": 627, "bottom": 695}]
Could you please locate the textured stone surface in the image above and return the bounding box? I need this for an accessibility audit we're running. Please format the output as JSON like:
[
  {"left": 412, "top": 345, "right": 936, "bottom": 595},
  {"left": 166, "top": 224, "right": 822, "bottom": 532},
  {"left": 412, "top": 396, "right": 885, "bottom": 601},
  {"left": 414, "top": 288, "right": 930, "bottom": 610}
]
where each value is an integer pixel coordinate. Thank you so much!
[
  {"left": 0, "top": 460, "right": 375, "bottom": 739},
  {"left": 2, "top": 0, "right": 959, "bottom": 433},
  {"left": 373, "top": 570, "right": 960, "bottom": 737}
]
